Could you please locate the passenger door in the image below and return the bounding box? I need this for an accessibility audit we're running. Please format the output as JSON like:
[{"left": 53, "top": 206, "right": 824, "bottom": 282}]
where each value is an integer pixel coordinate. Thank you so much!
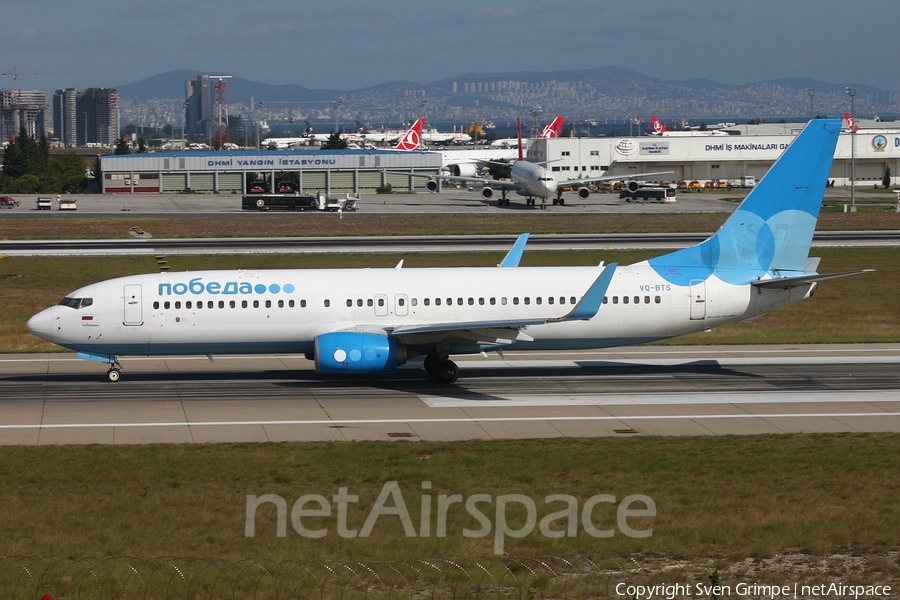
[{"left": 123, "top": 284, "right": 143, "bottom": 326}]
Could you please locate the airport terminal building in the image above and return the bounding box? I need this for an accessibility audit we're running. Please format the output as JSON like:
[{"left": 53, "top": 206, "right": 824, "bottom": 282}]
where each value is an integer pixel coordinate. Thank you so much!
[
  {"left": 99, "top": 149, "right": 442, "bottom": 194},
  {"left": 528, "top": 124, "right": 900, "bottom": 188}
]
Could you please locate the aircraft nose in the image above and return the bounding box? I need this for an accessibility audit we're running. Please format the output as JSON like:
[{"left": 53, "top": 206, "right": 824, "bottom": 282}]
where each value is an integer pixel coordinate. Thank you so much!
[{"left": 26, "top": 307, "right": 53, "bottom": 342}]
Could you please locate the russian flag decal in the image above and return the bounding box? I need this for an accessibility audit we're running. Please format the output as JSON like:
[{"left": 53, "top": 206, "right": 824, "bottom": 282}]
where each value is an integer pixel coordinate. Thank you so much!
[{"left": 82, "top": 315, "right": 93, "bottom": 321}]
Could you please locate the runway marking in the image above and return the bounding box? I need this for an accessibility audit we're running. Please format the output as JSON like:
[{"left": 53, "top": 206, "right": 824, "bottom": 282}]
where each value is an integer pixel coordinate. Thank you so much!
[
  {"left": 419, "top": 389, "right": 900, "bottom": 408},
  {"left": 1, "top": 413, "right": 899, "bottom": 430}
]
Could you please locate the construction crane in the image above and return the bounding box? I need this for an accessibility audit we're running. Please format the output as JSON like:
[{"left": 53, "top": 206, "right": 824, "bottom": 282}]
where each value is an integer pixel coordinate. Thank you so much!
[{"left": 1, "top": 67, "right": 70, "bottom": 104}]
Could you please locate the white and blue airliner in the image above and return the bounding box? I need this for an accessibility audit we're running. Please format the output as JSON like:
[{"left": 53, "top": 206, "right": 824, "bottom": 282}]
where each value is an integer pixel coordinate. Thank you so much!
[{"left": 27, "top": 119, "right": 866, "bottom": 383}]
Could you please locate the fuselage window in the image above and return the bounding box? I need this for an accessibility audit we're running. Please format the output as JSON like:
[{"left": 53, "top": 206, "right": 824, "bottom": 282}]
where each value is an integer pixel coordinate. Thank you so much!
[
  {"left": 468, "top": 298, "right": 474, "bottom": 306},
  {"left": 479, "top": 298, "right": 484, "bottom": 305},
  {"left": 377, "top": 298, "right": 385, "bottom": 307},
  {"left": 490, "top": 297, "right": 496, "bottom": 305},
  {"left": 242, "top": 300, "right": 248, "bottom": 308},
  {"left": 325, "top": 299, "right": 331, "bottom": 308},
  {"left": 412, "top": 298, "right": 417, "bottom": 306},
  {"left": 367, "top": 299, "right": 373, "bottom": 307},
  {"left": 278, "top": 300, "right": 284, "bottom": 308},
  {"left": 536, "top": 297, "right": 542, "bottom": 305},
  {"left": 570, "top": 297, "right": 576, "bottom": 305},
  {"left": 560, "top": 296, "right": 566, "bottom": 305},
  {"left": 548, "top": 297, "right": 554, "bottom": 305},
  {"left": 357, "top": 299, "right": 363, "bottom": 307},
  {"left": 186, "top": 301, "right": 193, "bottom": 309},
  {"left": 346, "top": 299, "right": 353, "bottom": 307},
  {"left": 424, "top": 298, "right": 431, "bottom": 306},
  {"left": 524, "top": 297, "right": 531, "bottom": 305},
  {"left": 644, "top": 296, "right": 650, "bottom": 304},
  {"left": 164, "top": 301, "right": 171, "bottom": 310},
  {"left": 218, "top": 300, "right": 225, "bottom": 309},
  {"left": 435, "top": 298, "right": 441, "bottom": 306},
  {"left": 655, "top": 296, "right": 661, "bottom": 304},
  {"left": 603, "top": 296, "right": 608, "bottom": 304},
  {"left": 265, "top": 300, "right": 272, "bottom": 308},
  {"left": 153, "top": 301, "right": 160, "bottom": 310},
  {"left": 175, "top": 301, "right": 181, "bottom": 309},
  {"left": 301, "top": 300, "right": 307, "bottom": 308},
  {"left": 457, "top": 298, "right": 463, "bottom": 306},
  {"left": 230, "top": 300, "right": 236, "bottom": 309},
  {"left": 634, "top": 296, "right": 640, "bottom": 304},
  {"left": 196, "top": 302, "right": 202, "bottom": 310},
  {"left": 613, "top": 296, "right": 618, "bottom": 304},
  {"left": 208, "top": 301, "right": 214, "bottom": 309},
  {"left": 399, "top": 298, "right": 406, "bottom": 307},
  {"left": 513, "top": 297, "right": 519, "bottom": 305},
  {"left": 623, "top": 296, "right": 629, "bottom": 304},
  {"left": 501, "top": 297, "right": 507, "bottom": 305},
  {"left": 289, "top": 300, "right": 295, "bottom": 308},
  {"left": 253, "top": 300, "right": 259, "bottom": 309}
]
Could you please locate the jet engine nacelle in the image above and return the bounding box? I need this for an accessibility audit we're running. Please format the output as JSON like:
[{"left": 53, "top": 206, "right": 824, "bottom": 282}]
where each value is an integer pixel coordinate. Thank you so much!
[
  {"left": 450, "top": 163, "right": 478, "bottom": 177},
  {"left": 481, "top": 187, "right": 494, "bottom": 200},
  {"left": 577, "top": 186, "right": 590, "bottom": 199},
  {"left": 314, "top": 332, "right": 406, "bottom": 375},
  {"left": 625, "top": 180, "right": 640, "bottom": 193},
  {"left": 426, "top": 179, "right": 438, "bottom": 192}
]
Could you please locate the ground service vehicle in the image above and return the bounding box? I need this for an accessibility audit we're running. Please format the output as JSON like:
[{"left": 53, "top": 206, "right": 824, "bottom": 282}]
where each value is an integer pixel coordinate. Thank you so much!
[
  {"left": 36, "top": 198, "right": 52, "bottom": 210},
  {"left": 0, "top": 196, "right": 19, "bottom": 208},
  {"left": 58, "top": 198, "right": 78, "bottom": 211},
  {"left": 619, "top": 185, "right": 677, "bottom": 203}
]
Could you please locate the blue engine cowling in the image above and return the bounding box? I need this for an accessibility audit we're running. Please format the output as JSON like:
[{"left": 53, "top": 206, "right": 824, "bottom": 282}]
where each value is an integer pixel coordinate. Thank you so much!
[{"left": 314, "top": 332, "right": 406, "bottom": 375}]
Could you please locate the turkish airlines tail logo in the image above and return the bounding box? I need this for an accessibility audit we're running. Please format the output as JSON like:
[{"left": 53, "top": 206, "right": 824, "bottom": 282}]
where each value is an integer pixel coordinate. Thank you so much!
[
  {"left": 651, "top": 116, "right": 667, "bottom": 133},
  {"left": 539, "top": 116, "right": 564, "bottom": 138},
  {"left": 843, "top": 112, "right": 860, "bottom": 131},
  {"left": 395, "top": 117, "right": 425, "bottom": 151}
]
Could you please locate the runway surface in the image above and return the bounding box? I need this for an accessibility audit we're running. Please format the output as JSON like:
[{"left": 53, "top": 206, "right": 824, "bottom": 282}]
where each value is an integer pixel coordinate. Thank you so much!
[{"left": 2, "top": 344, "right": 899, "bottom": 445}]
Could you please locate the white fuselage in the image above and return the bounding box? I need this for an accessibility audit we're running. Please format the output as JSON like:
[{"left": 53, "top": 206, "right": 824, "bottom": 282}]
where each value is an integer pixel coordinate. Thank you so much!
[
  {"left": 26, "top": 264, "right": 799, "bottom": 360},
  {"left": 510, "top": 160, "right": 559, "bottom": 199}
]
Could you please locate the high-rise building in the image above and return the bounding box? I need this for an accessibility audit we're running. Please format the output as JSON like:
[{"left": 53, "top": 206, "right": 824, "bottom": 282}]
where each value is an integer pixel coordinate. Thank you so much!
[
  {"left": 1, "top": 90, "right": 47, "bottom": 142},
  {"left": 52, "top": 87, "right": 119, "bottom": 147},
  {"left": 53, "top": 88, "right": 83, "bottom": 147},
  {"left": 185, "top": 75, "right": 214, "bottom": 136}
]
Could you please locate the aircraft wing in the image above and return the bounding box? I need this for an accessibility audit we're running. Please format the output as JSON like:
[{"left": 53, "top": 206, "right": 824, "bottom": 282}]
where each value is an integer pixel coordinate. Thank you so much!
[
  {"left": 558, "top": 170, "right": 674, "bottom": 187},
  {"left": 385, "top": 264, "right": 617, "bottom": 343},
  {"left": 384, "top": 170, "right": 521, "bottom": 191}
]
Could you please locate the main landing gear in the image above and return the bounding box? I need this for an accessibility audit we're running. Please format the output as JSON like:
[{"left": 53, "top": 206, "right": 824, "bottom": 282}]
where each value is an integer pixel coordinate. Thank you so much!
[
  {"left": 496, "top": 190, "right": 511, "bottom": 207},
  {"left": 552, "top": 190, "right": 566, "bottom": 206},
  {"left": 424, "top": 353, "right": 459, "bottom": 384}
]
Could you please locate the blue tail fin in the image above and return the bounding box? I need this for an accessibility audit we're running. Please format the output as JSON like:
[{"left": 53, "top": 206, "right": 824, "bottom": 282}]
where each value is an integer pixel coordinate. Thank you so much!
[{"left": 648, "top": 118, "right": 841, "bottom": 285}]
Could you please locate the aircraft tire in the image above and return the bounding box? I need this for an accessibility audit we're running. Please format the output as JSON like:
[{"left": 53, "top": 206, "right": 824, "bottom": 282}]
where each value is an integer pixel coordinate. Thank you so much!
[
  {"left": 559, "top": 197, "right": 565, "bottom": 206},
  {"left": 423, "top": 354, "right": 440, "bottom": 376},
  {"left": 436, "top": 359, "right": 459, "bottom": 384},
  {"left": 107, "top": 368, "right": 121, "bottom": 383}
]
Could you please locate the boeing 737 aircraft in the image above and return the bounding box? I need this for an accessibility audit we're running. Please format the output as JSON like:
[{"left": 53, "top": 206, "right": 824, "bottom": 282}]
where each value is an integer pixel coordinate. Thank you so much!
[{"left": 27, "top": 119, "right": 866, "bottom": 384}]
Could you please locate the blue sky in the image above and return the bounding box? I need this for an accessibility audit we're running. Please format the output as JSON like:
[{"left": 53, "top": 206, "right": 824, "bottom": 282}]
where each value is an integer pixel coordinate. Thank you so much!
[{"left": 2, "top": 0, "right": 897, "bottom": 95}]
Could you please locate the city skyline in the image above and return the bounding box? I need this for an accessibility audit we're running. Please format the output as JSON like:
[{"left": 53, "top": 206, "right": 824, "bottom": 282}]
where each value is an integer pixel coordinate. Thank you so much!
[{"left": 2, "top": 0, "right": 898, "bottom": 98}]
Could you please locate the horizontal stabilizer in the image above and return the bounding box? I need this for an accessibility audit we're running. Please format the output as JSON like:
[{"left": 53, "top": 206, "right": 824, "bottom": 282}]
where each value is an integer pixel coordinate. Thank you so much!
[{"left": 752, "top": 269, "right": 874, "bottom": 289}]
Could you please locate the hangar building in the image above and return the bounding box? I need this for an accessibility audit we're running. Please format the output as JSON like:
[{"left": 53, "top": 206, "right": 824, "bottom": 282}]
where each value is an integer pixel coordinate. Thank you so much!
[{"left": 99, "top": 149, "right": 442, "bottom": 194}]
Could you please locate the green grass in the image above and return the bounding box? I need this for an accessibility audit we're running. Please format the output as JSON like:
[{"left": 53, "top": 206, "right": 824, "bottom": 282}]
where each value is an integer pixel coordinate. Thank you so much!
[
  {"left": 2, "top": 248, "right": 898, "bottom": 353},
  {"left": 1, "top": 211, "right": 899, "bottom": 239},
  {"left": 0, "top": 435, "right": 898, "bottom": 561}
]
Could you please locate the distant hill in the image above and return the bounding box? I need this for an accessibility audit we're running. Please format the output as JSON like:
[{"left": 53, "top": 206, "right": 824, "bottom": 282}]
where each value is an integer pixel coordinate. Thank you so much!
[{"left": 117, "top": 70, "right": 342, "bottom": 104}]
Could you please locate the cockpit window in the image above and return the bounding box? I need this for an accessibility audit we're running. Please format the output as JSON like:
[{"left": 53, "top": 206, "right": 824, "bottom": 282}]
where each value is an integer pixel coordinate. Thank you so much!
[{"left": 58, "top": 297, "right": 93, "bottom": 309}]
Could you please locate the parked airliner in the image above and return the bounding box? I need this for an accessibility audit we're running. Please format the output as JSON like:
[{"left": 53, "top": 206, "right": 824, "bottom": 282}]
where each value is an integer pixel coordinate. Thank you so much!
[
  {"left": 27, "top": 119, "right": 865, "bottom": 384},
  {"left": 407, "top": 119, "right": 670, "bottom": 207}
]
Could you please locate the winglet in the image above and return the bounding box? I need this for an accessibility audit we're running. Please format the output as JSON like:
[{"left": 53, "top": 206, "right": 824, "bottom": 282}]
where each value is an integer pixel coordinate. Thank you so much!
[
  {"left": 548, "top": 263, "right": 617, "bottom": 323},
  {"left": 499, "top": 233, "right": 529, "bottom": 267}
]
